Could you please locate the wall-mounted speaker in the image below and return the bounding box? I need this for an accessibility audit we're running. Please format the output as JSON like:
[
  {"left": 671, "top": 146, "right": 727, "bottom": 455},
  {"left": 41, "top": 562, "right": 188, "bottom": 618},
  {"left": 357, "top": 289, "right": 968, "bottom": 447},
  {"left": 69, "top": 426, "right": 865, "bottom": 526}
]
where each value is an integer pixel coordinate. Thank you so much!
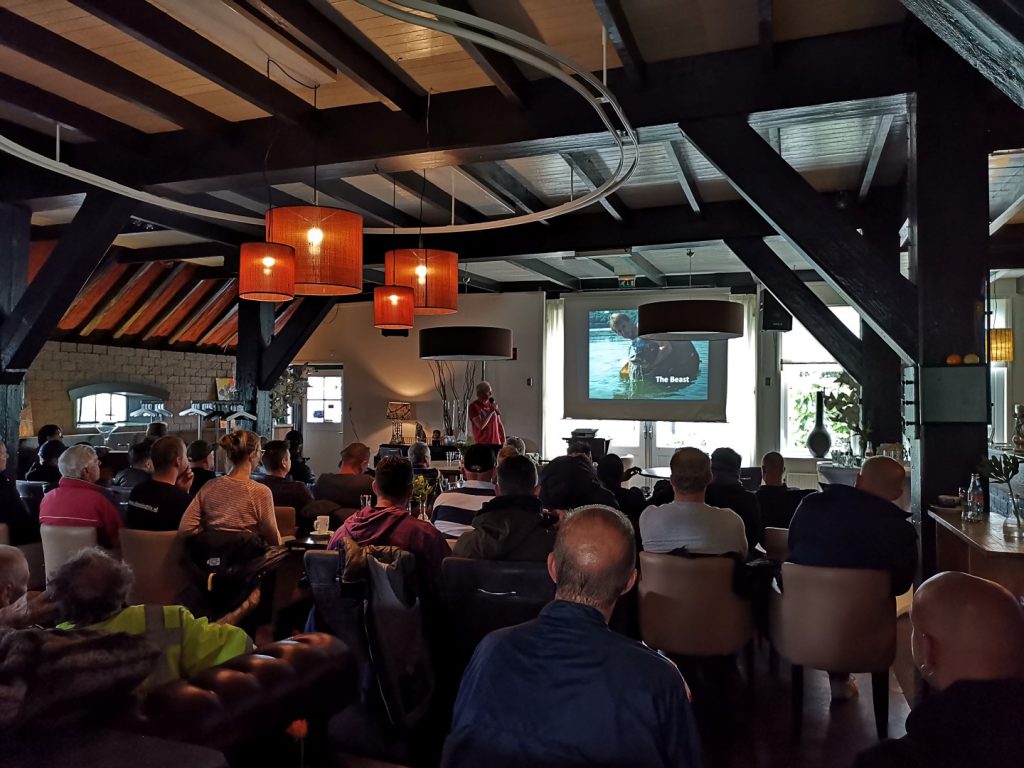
[{"left": 760, "top": 291, "right": 793, "bottom": 332}]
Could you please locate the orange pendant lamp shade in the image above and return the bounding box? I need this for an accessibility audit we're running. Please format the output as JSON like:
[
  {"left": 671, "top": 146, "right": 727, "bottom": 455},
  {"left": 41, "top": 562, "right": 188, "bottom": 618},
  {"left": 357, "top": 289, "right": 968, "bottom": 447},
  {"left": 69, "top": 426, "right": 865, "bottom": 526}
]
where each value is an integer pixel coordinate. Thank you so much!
[
  {"left": 266, "top": 206, "right": 363, "bottom": 296},
  {"left": 238, "top": 242, "right": 295, "bottom": 301},
  {"left": 385, "top": 248, "right": 458, "bottom": 315},
  {"left": 373, "top": 285, "right": 415, "bottom": 329}
]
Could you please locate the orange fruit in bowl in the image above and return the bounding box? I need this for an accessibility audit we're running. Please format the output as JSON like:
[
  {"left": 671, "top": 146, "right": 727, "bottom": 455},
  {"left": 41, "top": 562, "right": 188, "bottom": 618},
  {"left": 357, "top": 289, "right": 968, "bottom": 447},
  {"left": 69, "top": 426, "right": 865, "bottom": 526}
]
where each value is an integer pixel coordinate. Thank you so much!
[
  {"left": 963, "top": 353, "right": 980, "bottom": 365},
  {"left": 945, "top": 353, "right": 962, "bottom": 365}
]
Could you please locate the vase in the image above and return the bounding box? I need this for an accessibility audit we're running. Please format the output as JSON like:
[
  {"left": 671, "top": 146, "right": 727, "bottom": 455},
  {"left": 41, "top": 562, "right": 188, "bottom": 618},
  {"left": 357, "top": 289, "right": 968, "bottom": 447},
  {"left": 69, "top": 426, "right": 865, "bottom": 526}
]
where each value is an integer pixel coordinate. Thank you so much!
[
  {"left": 1005, "top": 497, "right": 1023, "bottom": 542},
  {"left": 807, "top": 391, "right": 832, "bottom": 459}
]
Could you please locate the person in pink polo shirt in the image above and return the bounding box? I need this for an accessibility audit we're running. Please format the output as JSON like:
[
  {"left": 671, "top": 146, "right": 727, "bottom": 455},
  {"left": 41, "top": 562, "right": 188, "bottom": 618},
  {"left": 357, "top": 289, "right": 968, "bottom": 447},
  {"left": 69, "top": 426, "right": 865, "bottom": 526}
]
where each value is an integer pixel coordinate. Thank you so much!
[
  {"left": 468, "top": 381, "right": 505, "bottom": 449},
  {"left": 39, "top": 444, "right": 122, "bottom": 548}
]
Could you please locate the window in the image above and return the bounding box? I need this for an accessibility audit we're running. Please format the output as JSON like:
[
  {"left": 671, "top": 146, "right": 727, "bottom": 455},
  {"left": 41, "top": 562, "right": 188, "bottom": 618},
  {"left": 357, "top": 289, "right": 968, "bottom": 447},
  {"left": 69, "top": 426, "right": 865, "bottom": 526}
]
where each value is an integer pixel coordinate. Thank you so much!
[
  {"left": 76, "top": 392, "right": 128, "bottom": 426},
  {"left": 306, "top": 373, "right": 343, "bottom": 424},
  {"left": 779, "top": 306, "right": 861, "bottom": 454}
]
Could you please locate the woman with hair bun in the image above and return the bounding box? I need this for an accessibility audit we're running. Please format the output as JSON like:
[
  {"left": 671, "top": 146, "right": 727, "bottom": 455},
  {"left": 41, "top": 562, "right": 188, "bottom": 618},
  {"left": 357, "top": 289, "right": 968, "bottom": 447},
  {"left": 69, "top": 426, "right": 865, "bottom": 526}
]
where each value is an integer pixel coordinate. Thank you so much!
[{"left": 178, "top": 429, "right": 281, "bottom": 545}]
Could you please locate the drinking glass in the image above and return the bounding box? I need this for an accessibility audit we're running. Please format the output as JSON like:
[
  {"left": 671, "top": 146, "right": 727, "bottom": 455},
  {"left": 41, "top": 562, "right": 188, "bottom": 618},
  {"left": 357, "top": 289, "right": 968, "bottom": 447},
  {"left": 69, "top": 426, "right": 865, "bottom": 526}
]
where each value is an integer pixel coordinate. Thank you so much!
[{"left": 360, "top": 494, "right": 372, "bottom": 509}]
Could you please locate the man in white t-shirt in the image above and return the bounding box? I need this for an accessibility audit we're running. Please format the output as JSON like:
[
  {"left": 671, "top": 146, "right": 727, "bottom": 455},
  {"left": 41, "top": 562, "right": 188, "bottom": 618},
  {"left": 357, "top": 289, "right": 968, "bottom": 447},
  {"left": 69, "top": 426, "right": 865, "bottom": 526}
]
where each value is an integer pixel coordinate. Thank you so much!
[{"left": 639, "top": 447, "right": 747, "bottom": 558}]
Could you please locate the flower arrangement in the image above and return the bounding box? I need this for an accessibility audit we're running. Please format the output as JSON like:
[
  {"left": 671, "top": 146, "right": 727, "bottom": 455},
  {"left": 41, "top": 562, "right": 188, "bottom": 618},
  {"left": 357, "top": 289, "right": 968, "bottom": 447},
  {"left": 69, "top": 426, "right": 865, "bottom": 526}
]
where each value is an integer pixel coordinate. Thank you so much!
[
  {"left": 978, "top": 453, "right": 1022, "bottom": 529},
  {"left": 412, "top": 475, "right": 434, "bottom": 506}
]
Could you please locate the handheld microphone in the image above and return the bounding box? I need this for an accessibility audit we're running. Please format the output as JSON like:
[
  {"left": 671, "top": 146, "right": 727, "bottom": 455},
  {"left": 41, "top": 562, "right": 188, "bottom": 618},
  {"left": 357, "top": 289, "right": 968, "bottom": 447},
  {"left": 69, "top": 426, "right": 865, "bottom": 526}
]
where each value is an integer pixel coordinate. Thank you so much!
[{"left": 488, "top": 398, "right": 495, "bottom": 404}]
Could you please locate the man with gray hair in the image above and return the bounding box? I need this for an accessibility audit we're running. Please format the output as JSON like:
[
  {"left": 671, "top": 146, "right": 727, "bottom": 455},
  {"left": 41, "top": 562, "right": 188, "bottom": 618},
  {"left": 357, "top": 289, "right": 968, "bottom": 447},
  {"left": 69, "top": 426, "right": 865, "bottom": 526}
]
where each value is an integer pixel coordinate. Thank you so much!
[
  {"left": 52, "top": 548, "right": 252, "bottom": 689},
  {"left": 468, "top": 381, "right": 505, "bottom": 448},
  {"left": 0, "top": 545, "right": 54, "bottom": 627},
  {"left": 39, "top": 444, "right": 122, "bottom": 547},
  {"left": 443, "top": 506, "right": 701, "bottom": 767}
]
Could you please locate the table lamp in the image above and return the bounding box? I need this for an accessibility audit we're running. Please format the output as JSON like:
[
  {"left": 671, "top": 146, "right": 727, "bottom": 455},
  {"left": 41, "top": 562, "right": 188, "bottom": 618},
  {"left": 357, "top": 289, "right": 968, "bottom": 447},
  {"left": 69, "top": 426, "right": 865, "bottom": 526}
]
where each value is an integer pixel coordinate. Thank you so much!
[{"left": 386, "top": 401, "right": 414, "bottom": 444}]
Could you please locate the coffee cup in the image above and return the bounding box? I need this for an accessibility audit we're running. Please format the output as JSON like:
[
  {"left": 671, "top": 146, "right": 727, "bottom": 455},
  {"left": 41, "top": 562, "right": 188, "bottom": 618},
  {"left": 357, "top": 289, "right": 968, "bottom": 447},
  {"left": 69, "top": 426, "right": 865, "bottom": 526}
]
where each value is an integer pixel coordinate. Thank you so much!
[{"left": 314, "top": 515, "right": 330, "bottom": 535}]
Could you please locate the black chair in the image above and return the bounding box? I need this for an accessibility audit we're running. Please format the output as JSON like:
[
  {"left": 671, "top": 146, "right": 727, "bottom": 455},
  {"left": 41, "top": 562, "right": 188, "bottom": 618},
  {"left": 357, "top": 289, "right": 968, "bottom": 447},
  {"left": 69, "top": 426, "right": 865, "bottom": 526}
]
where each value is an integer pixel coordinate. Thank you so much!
[
  {"left": 739, "top": 466, "right": 762, "bottom": 492},
  {"left": 441, "top": 557, "right": 555, "bottom": 655}
]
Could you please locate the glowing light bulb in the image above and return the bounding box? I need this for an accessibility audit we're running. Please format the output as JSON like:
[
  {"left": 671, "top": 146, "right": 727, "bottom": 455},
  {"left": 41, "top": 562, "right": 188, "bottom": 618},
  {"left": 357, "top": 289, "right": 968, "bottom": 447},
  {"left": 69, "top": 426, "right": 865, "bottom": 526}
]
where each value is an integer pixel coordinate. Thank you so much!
[
  {"left": 415, "top": 263, "right": 427, "bottom": 285},
  {"left": 389, "top": 293, "right": 399, "bottom": 305},
  {"left": 261, "top": 256, "right": 276, "bottom": 268},
  {"left": 307, "top": 226, "right": 324, "bottom": 248}
]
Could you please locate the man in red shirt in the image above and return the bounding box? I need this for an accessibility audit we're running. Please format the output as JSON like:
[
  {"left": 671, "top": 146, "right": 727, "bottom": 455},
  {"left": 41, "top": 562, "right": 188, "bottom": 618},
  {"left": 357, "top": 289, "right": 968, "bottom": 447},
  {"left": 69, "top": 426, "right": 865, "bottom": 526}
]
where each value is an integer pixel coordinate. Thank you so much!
[
  {"left": 39, "top": 444, "right": 122, "bottom": 548},
  {"left": 468, "top": 381, "right": 505, "bottom": 448},
  {"left": 327, "top": 456, "right": 450, "bottom": 594}
]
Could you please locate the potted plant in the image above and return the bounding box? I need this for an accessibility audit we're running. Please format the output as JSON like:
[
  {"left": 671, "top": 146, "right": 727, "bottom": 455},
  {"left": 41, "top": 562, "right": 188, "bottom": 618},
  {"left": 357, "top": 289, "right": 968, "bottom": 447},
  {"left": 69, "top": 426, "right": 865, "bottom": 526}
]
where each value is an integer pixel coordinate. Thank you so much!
[
  {"left": 978, "top": 453, "right": 1022, "bottom": 540},
  {"left": 411, "top": 475, "right": 434, "bottom": 520},
  {"left": 822, "top": 372, "right": 869, "bottom": 454}
]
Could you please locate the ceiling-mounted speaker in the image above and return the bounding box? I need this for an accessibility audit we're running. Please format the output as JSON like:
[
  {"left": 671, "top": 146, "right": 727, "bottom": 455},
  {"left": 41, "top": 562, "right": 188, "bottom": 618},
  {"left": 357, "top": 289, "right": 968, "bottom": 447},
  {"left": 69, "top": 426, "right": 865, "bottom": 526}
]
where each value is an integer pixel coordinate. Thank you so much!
[{"left": 760, "top": 290, "right": 792, "bottom": 332}]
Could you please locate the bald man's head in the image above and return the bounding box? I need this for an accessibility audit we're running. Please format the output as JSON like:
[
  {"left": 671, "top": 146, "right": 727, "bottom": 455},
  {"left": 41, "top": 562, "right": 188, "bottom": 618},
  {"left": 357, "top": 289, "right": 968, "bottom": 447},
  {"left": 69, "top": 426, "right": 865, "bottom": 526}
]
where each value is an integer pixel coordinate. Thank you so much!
[
  {"left": 0, "top": 545, "right": 29, "bottom": 609},
  {"left": 912, "top": 571, "right": 1024, "bottom": 691},
  {"left": 856, "top": 456, "right": 906, "bottom": 502},
  {"left": 761, "top": 451, "right": 785, "bottom": 486},
  {"left": 548, "top": 506, "right": 637, "bottom": 619}
]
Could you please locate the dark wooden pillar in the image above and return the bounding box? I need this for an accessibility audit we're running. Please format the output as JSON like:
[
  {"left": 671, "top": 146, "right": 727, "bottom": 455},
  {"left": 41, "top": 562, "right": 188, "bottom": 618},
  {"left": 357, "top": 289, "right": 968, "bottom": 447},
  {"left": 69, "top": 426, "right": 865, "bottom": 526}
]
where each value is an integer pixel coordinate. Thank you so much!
[
  {"left": 0, "top": 203, "right": 30, "bottom": 479},
  {"left": 860, "top": 213, "right": 904, "bottom": 445},
  {"left": 909, "top": 33, "right": 990, "bottom": 577},
  {"left": 235, "top": 298, "right": 274, "bottom": 438}
]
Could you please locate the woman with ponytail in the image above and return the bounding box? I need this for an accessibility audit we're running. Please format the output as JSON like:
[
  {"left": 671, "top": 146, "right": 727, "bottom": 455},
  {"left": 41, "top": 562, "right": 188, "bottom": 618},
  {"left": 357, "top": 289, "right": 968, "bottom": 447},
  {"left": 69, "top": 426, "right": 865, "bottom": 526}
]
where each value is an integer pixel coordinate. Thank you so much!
[{"left": 178, "top": 429, "right": 281, "bottom": 545}]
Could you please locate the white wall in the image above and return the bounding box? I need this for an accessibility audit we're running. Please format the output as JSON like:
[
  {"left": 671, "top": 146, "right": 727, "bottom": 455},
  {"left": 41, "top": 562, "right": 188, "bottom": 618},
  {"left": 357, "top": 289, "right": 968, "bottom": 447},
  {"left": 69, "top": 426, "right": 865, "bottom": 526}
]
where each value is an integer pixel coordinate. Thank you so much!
[{"left": 295, "top": 292, "right": 545, "bottom": 469}]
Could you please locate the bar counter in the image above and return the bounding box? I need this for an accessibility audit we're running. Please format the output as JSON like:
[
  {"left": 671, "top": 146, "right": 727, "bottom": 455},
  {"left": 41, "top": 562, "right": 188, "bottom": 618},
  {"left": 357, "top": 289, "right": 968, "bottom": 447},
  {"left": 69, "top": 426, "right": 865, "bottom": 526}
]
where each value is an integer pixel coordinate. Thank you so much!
[{"left": 928, "top": 507, "right": 1024, "bottom": 596}]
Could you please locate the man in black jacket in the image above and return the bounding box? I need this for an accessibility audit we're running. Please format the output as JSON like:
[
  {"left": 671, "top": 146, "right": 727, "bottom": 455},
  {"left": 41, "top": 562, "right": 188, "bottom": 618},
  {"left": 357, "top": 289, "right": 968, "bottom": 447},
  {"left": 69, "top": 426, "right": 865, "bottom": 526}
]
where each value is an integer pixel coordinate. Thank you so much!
[
  {"left": 539, "top": 455, "right": 618, "bottom": 512},
  {"left": 454, "top": 455, "right": 555, "bottom": 562},
  {"left": 854, "top": 571, "right": 1024, "bottom": 768},
  {"left": 705, "top": 447, "right": 762, "bottom": 554}
]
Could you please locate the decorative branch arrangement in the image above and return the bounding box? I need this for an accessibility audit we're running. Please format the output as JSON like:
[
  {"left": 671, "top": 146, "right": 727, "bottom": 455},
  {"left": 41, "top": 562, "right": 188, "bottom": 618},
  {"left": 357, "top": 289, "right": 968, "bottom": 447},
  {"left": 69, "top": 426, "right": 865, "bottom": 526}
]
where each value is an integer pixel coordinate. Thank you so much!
[{"left": 429, "top": 360, "right": 481, "bottom": 438}]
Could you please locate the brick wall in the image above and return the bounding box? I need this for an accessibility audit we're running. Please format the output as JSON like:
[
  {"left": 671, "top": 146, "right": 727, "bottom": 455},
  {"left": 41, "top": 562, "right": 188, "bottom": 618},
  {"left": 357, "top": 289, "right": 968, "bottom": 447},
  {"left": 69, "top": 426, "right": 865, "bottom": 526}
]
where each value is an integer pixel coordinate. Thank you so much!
[{"left": 24, "top": 342, "right": 235, "bottom": 435}]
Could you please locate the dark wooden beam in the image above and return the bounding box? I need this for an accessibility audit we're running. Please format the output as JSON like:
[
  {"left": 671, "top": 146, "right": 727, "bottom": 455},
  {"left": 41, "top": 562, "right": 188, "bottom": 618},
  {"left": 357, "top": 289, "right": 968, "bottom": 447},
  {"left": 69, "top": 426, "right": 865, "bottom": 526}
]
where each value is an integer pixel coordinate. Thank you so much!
[
  {"left": 0, "top": 73, "right": 144, "bottom": 145},
  {"left": 116, "top": 242, "right": 238, "bottom": 264},
  {"left": 0, "top": 192, "right": 135, "bottom": 371},
  {"left": 460, "top": 272, "right": 501, "bottom": 293},
  {"left": 758, "top": 0, "right": 775, "bottom": 69},
  {"left": 990, "top": 174, "right": 1024, "bottom": 235},
  {"left": 260, "top": 298, "right": 337, "bottom": 389},
  {"left": 316, "top": 178, "right": 419, "bottom": 227},
  {"left": 592, "top": 0, "right": 645, "bottom": 84},
  {"left": 170, "top": 281, "right": 237, "bottom": 346},
  {"left": 858, "top": 114, "right": 896, "bottom": 202},
  {"left": 247, "top": 0, "right": 425, "bottom": 117},
  {"left": 68, "top": 0, "right": 312, "bottom": 124},
  {"left": 0, "top": 8, "right": 226, "bottom": 133},
  {"left": 900, "top": 0, "right": 1024, "bottom": 109},
  {"left": 680, "top": 116, "right": 918, "bottom": 361},
  {"left": 457, "top": 162, "right": 548, "bottom": 218},
  {"left": 0, "top": 204, "right": 28, "bottom": 477},
  {"left": 132, "top": 204, "right": 256, "bottom": 246},
  {"left": 623, "top": 252, "right": 666, "bottom": 287},
  {"left": 437, "top": 0, "right": 530, "bottom": 106},
  {"left": 991, "top": 223, "right": 1024, "bottom": 268},
  {"left": 516, "top": 259, "right": 581, "bottom": 290},
  {"left": 726, "top": 237, "right": 862, "bottom": 381},
  {"left": 562, "top": 152, "right": 629, "bottom": 223},
  {"left": 198, "top": 304, "right": 239, "bottom": 348},
  {"left": 142, "top": 281, "right": 218, "bottom": 341},
  {"left": 380, "top": 171, "right": 485, "bottom": 225},
  {"left": 663, "top": 140, "right": 702, "bottom": 215},
  {"left": 34, "top": 217, "right": 164, "bottom": 242},
  {"left": 236, "top": 299, "right": 275, "bottom": 435}
]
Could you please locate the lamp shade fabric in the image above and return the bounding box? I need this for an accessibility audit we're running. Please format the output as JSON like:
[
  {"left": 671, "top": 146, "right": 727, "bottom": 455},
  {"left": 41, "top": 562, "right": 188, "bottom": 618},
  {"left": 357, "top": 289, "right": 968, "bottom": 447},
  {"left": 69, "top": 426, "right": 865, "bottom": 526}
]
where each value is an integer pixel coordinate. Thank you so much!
[
  {"left": 419, "top": 326, "right": 513, "bottom": 360},
  {"left": 638, "top": 300, "right": 744, "bottom": 341},
  {"left": 266, "top": 206, "right": 363, "bottom": 296},
  {"left": 385, "top": 249, "right": 458, "bottom": 315},
  {"left": 989, "top": 328, "right": 1015, "bottom": 362},
  {"left": 385, "top": 401, "right": 414, "bottom": 420},
  {"left": 373, "top": 285, "right": 415, "bottom": 329},
  {"left": 238, "top": 242, "right": 295, "bottom": 301}
]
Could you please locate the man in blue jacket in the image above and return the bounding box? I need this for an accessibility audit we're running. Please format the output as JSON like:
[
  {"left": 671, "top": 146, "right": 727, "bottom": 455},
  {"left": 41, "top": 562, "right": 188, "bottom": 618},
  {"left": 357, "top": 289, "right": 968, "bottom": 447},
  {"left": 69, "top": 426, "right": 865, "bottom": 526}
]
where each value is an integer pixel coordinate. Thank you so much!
[{"left": 442, "top": 505, "right": 701, "bottom": 768}]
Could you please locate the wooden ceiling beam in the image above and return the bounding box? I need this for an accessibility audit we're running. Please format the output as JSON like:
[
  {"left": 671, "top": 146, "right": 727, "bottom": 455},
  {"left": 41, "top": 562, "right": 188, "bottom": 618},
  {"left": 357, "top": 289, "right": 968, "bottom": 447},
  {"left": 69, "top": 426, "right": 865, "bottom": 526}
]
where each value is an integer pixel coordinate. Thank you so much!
[
  {"left": 680, "top": 115, "right": 918, "bottom": 361},
  {"left": 663, "top": 139, "right": 702, "bottom": 215},
  {"left": 380, "top": 171, "right": 485, "bottom": 225},
  {"left": 990, "top": 175, "right": 1024, "bottom": 235},
  {"left": 169, "top": 281, "right": 237, "bottom": 345},
  {"left": 132, "top": 204, "right": 257, "bottom": 246},
  {"left": 116, "top": 242, "right": 237, "bottom": 264},
  {"left": 114, "top": 263, "right": 194, "bottom": 339},
  {"left": 858, "top": 114, "right": 896, "bottom": 202},
  {"left": 142, "top": 281, "right": 218, "bottom": 341},
  {"left": 455, "top": 163, "right": 547, "bottom": 220},
  {"left": 516, "top": 259, "right": 581, "bottom": 290},
  {"left": 260, "top": 297, "right": 337, "bottom": 389},
  {"left": 562, "top": 152, "right": 629, "bottom": 223},
  {"left": 592, "top": 0, "right": 645, "bottom": 85},
  {"left": 246, "top": 0, "right": 425, "bottom": 117},
  {"left": 623, "top": 252, "right": 667, "bottom": 287},
  {"left": 80, "top": 262, "right": 165, "bottom": 336},
  {"left": 0, "top": 8, "right": 226, "bottom": 133},
  {"left": 315, "top": 178, "right": 419, "bottom": 227},
  {"left": 68, "top": 0, "right": 312, "bottom": 124},
  {"left": 199, "top": 304, "right": 239, "bottom": 349}
]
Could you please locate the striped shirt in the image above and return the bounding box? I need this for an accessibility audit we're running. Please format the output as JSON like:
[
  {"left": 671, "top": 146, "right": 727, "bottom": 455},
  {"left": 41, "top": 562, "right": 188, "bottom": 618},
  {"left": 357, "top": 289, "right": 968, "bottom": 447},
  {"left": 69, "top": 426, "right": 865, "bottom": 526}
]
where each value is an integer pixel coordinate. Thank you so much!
[
  {"left": 430, "top": 481, "right": 495, "bottom": 525},
  {"left": 178, "top": 474, "right": 281, "bottom": 545}
]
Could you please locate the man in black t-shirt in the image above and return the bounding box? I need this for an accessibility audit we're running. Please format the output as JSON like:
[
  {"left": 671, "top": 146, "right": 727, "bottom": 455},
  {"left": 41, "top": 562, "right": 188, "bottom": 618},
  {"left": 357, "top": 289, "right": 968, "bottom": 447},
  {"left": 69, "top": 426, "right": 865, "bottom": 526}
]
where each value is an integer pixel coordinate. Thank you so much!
[
  {"left": 258, "top": 441, "right": 313, "bottom": 512},
  {"left": 126, "top": 437, "right": 193, "bottom": 531},
  {"left": 187, "top": 440, "right": 217, "bottom": 498}
]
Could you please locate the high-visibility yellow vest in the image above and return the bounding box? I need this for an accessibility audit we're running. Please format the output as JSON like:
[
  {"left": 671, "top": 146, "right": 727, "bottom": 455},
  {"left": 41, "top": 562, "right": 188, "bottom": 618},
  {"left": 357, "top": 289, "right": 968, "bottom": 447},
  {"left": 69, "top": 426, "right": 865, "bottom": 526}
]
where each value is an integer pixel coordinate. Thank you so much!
[{"left": 61, "top": 605, "right": 253, "bottom": 689}]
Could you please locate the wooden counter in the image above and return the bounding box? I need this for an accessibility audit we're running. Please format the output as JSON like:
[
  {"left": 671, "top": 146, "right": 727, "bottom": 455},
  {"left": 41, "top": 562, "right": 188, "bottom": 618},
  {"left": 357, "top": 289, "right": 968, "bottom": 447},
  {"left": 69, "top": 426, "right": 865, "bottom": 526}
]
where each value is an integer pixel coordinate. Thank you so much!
[{"left": 928, "top": 507, "right": 1024, "bottom": 595}]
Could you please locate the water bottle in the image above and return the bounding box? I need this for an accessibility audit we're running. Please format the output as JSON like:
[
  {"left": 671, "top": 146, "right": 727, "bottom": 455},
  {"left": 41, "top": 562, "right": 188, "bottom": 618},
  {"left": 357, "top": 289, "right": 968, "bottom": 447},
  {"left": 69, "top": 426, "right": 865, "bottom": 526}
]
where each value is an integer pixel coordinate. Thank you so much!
[{"left": 965, "top": 473, "right": 985, "bottom": 522}]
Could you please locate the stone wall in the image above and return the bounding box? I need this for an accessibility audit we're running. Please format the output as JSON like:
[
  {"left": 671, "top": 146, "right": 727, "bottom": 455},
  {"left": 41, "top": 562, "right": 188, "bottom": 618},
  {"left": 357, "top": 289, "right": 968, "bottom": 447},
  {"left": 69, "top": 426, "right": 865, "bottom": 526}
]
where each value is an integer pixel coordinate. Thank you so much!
[{"left": 24, "top": 342, "right": 235, "bottom": 435}]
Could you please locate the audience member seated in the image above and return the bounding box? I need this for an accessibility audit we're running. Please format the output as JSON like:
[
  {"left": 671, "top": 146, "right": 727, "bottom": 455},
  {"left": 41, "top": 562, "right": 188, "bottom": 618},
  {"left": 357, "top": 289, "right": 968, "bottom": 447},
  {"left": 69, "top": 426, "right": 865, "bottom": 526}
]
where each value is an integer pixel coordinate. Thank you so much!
[
  {"left": 705, "top": 447, "right": 762, "bottom": 552},
  {"left": 327, "top": 456, "right": 450, "bottom": 594},
  {"left": 755, "top": 451, "right": 813, "bottom": 529},
  {"left": 126, "top": 436, "right": 193, "bottom": 531},
  {"left": 596, "top": 453, "right": 646, "bottom": 523},
  {"left": 855, "top": 572, "right": 1024, "bottom": 768},
  {"left": 504, "top": 436, "right": 527, "bottom": 455},
  {"left": 37, "top": 424, "right": 64, "bottom": 444},
  {"left": 257, "top": 440, "right": 314, "bottom": 512},
  {"left": 24, "top": 439, "right": 66, "bottom": 485},
  {"left": 566, "top": 440, "right": 593, "bottom": 461},
  {"left": 788, "top": 456, "right": 917, "bottom": 597},
  {"left": 452, "top": 454, "right": 555, "bottom": 562},
  {"left": 639, "top": 447, "right": 747, "bottom": 558},
  {"left": 51, "top": 548, "right": 253, "bottom": 689},
  {"left": 539, "top": 455, "right": 618, "bottom": 512},
  {"left": 179, "top": 430, "right": 281, "bottom": 546},
  {"left": 0, "top": 545, "right": 55, "bottom": 628},
  {"left": 315, "top": 442, "right": 374, "bottom": 509},
  {"left": 187, "top": 439, "right": 217, "bottom": 497},
  {"left": 21, "top": 424, "right": 63, "bottom": 480},
  {"left": 284, "top": 430, "right": 314, "bottom": 484},
  {"left": 443, "top": 505, "right": 700, "bottom": 767},
  {"left": 431, "top": 444, "right": 496, "bottom": 526},
  {"left": 0, "top": 442, "right": 39, "bottom": 544},
  {"left": 145, "top": 421, "right": 168, "bottom": 441},
  {"left": 496, "top": 445, "right": 519, "bottom": 465},
  {"left": 112, "top": 441, "right": 154, "bottom": 488},
  {"left": 407, "top": 441, "right": 440, "bottom": 485},
  {"left": 39, "top": 444, "right": 122, "bottom": 548}
]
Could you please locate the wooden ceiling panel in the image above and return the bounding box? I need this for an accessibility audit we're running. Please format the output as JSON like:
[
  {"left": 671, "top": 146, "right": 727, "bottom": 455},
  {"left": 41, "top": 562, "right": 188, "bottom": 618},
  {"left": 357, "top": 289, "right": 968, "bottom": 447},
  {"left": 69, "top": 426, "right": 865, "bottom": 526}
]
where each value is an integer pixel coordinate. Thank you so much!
[
  {"left": 517, "top": 0, "right": 620, "bottom": 72},
  {"left": 115, "top": 263, "right": 196, "bottom": 338},
  {"left": 773, "top": 0, "right": 906, "bottom": 43},
  {"left": 144, "top": 280, "right": 218, "bottom": 341},
  {"left": 87, "top": 261, "right": 170, "bottom": 334},
  {"left": 56, "top": 259, "right": 132, "bottom": 330},
  {"left": 171, "top": 280, "right": 237, "bottom": 345}
]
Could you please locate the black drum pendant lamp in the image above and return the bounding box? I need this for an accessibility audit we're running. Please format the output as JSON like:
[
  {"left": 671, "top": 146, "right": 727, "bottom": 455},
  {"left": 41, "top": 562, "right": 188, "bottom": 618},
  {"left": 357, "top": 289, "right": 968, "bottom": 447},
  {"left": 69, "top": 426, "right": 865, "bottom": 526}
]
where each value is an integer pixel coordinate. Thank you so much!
[
  {"left": 419, "top": 326, "right": 513, "bottom": 360},
  {"left": 638, "top": 300, "right": 744, "bottom": 341}
]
